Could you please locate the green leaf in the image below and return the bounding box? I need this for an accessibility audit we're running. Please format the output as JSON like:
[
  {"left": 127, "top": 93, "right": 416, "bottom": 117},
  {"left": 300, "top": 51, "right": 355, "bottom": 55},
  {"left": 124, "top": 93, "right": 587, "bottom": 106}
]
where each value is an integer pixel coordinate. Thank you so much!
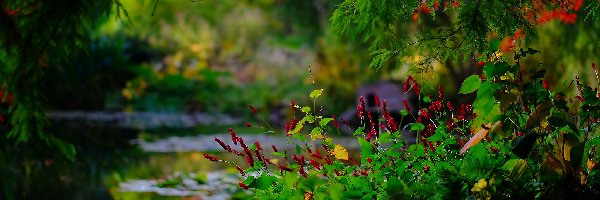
[
  {"left": 272, "top": 152, "right": 286, "bottom": 157},
  {"left": 483, "top": 62, "right": 510, "bottom": 77},
  {"left": 502, "top": 159, "right": 528, "bottom": 180},
  {"left": 408, "top": 144, "right": 425, "bottom": 157},
  {"left": 511, "top": 132, "right": 538, "bottom": 159},
  {"left": 531, "top": 69, "right": 546, "bottom": 80},
  {"left": 301, "top": 106, "right": 311, "bottom": 113},
  {"left": 292, "top": 133, "right": 307, "bottom": 142},
  {"left": 353, "top": 127, "right": 365, "bottom": 136},
  {"left": 548, "top": 116, "right": 578, "bottom": 134},
  {"left": 310, "top": 89, "right": 324, "bottom": 99},
  {"left": 320, "top": 118, "right": 333, "bottom": 126},
  {"left": 409, "top": 123, "right": 425, "bottom": 131},
  {"left": 571, "top": 143, "right": 584, "bottom": 169},
  {"left": 423, "top": 96, "right": 431, "bottom": 103},
  {"left": 328, "top": 183, "right": 344, "bottom": 200},
  {"left": 489, "top": 39, "right": 500, "bottom": 52},
  {"left": 400, "top": 109, "right": 409, "bottom": 116},
  {"left": 358, "top": 137, "right": 373, "bottom": 163},
  {"left": 459, "top": 75, "right": 482, "bottom": 94}
]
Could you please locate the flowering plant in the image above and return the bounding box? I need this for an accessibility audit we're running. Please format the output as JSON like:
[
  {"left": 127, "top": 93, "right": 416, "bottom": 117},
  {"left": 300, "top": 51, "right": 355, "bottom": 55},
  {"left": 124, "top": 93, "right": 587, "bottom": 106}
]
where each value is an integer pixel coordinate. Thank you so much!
[{"left": 204, "top": 44, "right": 600, "bottom": 199}]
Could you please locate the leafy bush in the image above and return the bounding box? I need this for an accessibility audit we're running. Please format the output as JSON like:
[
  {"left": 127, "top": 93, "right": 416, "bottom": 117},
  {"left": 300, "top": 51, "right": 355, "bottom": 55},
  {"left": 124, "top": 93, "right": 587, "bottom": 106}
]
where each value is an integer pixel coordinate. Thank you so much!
[{"left": 204, "top": 44, "right": 600, "bottom": 199}]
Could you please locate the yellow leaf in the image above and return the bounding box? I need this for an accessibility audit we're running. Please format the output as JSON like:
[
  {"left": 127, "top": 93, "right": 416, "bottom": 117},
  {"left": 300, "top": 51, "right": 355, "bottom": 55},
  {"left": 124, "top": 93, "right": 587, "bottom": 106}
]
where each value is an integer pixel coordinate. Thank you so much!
[
  {"left": 304, "top": 191, "right": 314, "bottom": 200},
  {"left": 460, "top": 123, "right": 490, "bottom": 154},
  {"left": 588, "top": 159, "right": 596, "bottom": 171},
  {"left": 333, "top": 144, "right": 348, "bottom": 160}
]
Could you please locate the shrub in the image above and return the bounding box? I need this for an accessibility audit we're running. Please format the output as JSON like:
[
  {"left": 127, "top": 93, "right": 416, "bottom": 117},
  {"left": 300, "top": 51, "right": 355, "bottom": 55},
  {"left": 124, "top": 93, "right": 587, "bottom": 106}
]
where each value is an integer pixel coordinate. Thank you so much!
[{"left": 204, "top": 47, "right": 600, "bottom": 199}]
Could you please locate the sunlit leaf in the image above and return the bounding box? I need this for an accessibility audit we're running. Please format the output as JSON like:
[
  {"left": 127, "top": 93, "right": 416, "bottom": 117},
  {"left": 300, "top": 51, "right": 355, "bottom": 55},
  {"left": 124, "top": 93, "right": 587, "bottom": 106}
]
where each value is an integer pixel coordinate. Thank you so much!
[
  {"left": 460, "top": 123, "right": 490, "bottom": 154},
  {"left": 309, "top": 89, "right": 324, "bottom": 99},
  {"left": 301, "top": 106, "right": 311, "bottom": 113},
  {"left": 333, "top": 144, "right": 349, "bottom": 160},
  {"left": 459, "top": 75, "right": 482, "bottom": 94},
  {"left": 319, "top": 118, "right": 333, "bottom": 126}
]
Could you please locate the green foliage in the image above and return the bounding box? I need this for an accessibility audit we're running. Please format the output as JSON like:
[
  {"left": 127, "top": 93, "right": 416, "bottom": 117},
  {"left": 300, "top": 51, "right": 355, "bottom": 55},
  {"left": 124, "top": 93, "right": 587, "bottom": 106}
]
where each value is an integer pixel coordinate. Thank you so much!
[
  {"left": 330, "top": 0, "right": 600, "bottom": 70},
  {"left": 206, "top": 45, "right": 600, "bottom": 199}
]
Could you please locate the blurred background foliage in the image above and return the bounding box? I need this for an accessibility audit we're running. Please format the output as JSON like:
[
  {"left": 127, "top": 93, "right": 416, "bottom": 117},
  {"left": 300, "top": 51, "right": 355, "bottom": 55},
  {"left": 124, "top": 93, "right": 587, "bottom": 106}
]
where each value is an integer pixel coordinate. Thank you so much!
[{"left": 75, "top": 0, "right": 385, "bottom": 115}]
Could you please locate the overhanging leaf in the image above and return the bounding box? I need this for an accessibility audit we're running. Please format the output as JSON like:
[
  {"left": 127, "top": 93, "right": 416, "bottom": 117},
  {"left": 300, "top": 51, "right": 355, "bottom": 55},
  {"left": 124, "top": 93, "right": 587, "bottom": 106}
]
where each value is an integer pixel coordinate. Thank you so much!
[
  {"left": 511, "top": 132, "right": 538, "bottom": 159},
  {"left": 526, "top": 100, "right": 552, "bottom": 129},
  {"left": 460, "top": 124, "right": 490, "bottom": 154},
  {"left": 459, "top": 75, "right": 482, "bottom": 94}
]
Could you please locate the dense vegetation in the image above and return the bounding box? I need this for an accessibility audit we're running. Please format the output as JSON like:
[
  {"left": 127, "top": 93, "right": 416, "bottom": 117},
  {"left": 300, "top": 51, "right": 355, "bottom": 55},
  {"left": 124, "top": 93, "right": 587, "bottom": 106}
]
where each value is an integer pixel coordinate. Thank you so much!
[
  {"left": 203, "top": 0, "right": 600, "bottom": 199},
  {"left": 1, "top": 0, "right": 600, "bottom": 199}
]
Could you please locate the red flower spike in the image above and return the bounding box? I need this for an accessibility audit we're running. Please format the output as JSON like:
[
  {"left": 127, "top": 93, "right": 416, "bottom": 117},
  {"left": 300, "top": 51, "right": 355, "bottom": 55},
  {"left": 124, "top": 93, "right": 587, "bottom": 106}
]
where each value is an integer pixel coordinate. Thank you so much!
[
  {"left": 254, "top": 141, "right": 262, "bottom": 151},
  {"left": 446, "top": 101, "right": 454, "bottom": 111},
  {"left": 203, "top": 154, "right": 219, "bottom": 162},
  {"left": 279, "top": 165, "right": 294, "bottom": 172},
  {"left": 491, "top": 147, "right": 499, "bottom": 152},
  {"left": 311, "top": 151, "right": 323, "bottom": 159},
  {"left": 438, "top": 86, "right": 444, "bottom": 99},
  {"left": 306, "top": 147, "right": 312, "bottom": 154},
  {"left": 229, "top": 128, "right": 238, "bottom": 145},
  {"left": 299, "top": 167, "right": 308, "bottom": 178},
  {"left": 236, "top": 166, "right": 246, "bottom": 176},
  {"left": 215, "top": 137, "right": 229, "bottom": 151},
  {"left": 324, "top": 155, "right": 333, "bottom": 165},
  {"left": 245, "top": 122, "right": 252, "bottom": 127},
  {"left": 361, "top": 170, "right": 368, "bottom": 176},
  {"left": 403, "top": 100, "right": 411, "bottom": 112},
  {"left": 542, "top": 80, "right": 549, "bottom": 90},
  {"left": 272, "top": 145, "right": 279, "bottom": 152},
  {"left": 290, "top": 100, "right": 296, "bottom": 112},
  {"left": 367, "top": 158, "right": 373, "bottom": 163},
  {"left": 413, "top": 83, "right": 421, "bottom": 96},
  {"left": 404, "top": 78, "right": 410, "bottom": 92},
  {"left": 310, "top": 159, "right": 320, "bottom": 170},
  {"left": 333, "top": 115, "right": 339, "bottom": 129},
  {"left": 375, "top": 95, "right": 380, "bottom": 107},
  {"left": 593, "top": 63, "right": 597, "bottom": 70},
  {"left": 239, "top": 182, "right": 249, "bottom": 190},
  {"left": 423, "top": 165, "right": 430, "bottom": 173},
  {"left": 248, "top": 104, "right": 257, "bottom": 114},
  {"left": 334, "top": 169, "right": 341, "bottom": 176},
  {"left": 517, "top": 131, "right": 524, "bottom": 137},
  {"left": 244, "top": 149, "right": 254, "bottom": 166}
]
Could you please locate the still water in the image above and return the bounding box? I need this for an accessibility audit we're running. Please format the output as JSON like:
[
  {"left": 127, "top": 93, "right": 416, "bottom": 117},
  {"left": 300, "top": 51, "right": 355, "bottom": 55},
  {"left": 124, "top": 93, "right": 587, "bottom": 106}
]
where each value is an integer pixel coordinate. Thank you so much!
[{"left": 2, "top": 120, "right": 359, "bottom": 200}]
